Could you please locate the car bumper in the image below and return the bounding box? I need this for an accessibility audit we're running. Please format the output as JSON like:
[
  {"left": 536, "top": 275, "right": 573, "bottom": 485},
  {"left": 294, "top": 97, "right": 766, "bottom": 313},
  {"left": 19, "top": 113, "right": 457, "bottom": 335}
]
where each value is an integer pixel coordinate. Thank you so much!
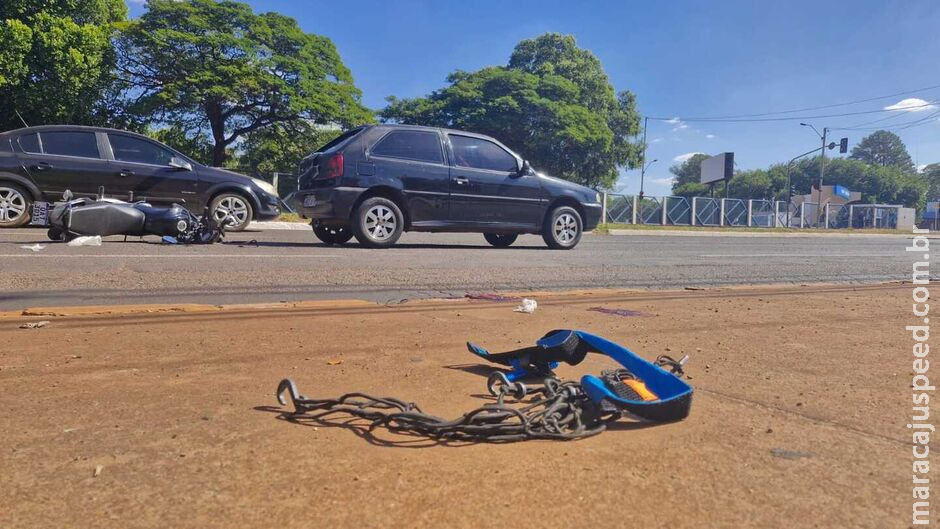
[
  {"left": 297, "top": 186, "right": 363, "bottom": 224},
  {"left": 583, "top": 203, "right": 602, "bottom": 231},
  {"left": 254, "top": 192, "right": 282, "bottom": 221}
]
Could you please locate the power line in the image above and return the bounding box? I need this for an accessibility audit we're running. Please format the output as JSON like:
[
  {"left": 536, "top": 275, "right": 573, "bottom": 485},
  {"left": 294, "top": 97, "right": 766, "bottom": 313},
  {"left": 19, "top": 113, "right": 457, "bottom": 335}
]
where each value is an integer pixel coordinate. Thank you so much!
[
  {"left": 648, "top": 100, "right": 938, "bottom": 123},
  {"left": 644, "top": 82, "right": 940, "bottom": 120},
  {"left": 832, "top": 109, "right": 940, "bottom": 132}
]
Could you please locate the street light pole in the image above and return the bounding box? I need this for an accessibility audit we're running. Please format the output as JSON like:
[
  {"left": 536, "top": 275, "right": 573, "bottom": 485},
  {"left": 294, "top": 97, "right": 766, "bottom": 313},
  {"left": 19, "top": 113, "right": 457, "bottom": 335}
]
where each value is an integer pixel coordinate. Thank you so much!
[
  {"left": 800, "top": 122, "right": 829, "bottom": 227},
  {"left": 639, "top": 116, "right": 648, "bottom": 199}
]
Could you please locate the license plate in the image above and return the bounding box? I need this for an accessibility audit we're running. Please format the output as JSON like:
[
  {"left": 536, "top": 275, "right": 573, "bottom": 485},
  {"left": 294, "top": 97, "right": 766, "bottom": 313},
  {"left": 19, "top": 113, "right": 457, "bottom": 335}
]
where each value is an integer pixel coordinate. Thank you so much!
[
  {"left": 303, "top": 195, "right": 318, "bottom": 207},
  {"left": 30, "top": 202, "right": 49, "bottom": 226}
]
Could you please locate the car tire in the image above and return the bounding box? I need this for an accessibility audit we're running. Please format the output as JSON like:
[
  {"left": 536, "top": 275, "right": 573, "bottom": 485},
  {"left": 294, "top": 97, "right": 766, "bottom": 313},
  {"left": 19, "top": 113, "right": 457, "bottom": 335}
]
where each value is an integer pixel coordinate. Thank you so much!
[
  {"left": 483, "top": 233, "right": 518, "bottom": 248},
  {"left": 47, "top": 227, "right": 64, "bottom": 241},
  {"left": 0, "top": 183, "right": 31, "bottom": 228},
  {"left": 542, "top": 206, "right": 582, "bottom": 250},
  {"left": 351, "top": 197, "right": 404, "bottom": 248},
  {"left": 210, "top": 193, "right": 253, "bottom": 232},
  {"left": 313, "top": 223, "right": 353, "bottom": 245}
]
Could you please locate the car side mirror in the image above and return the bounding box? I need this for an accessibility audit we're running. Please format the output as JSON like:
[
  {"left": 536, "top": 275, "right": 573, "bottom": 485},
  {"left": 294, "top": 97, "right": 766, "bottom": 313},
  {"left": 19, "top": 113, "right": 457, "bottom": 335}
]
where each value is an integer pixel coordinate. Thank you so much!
[
  {"left": 169, "top": 157, "right": 193, "bottom": 171},
  {"left": 517, "top": 160, "right": 533, "bottom": 177}
]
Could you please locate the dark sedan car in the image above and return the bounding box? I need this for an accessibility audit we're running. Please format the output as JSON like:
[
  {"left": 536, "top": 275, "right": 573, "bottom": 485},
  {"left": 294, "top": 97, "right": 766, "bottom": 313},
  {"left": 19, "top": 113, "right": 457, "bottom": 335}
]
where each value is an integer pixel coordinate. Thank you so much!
[
  {"left": 295, "top": 124, "right": 602, "bottom": 249},
  {"left": 0, "top": 125, "right": 280, "bottom": 231}
]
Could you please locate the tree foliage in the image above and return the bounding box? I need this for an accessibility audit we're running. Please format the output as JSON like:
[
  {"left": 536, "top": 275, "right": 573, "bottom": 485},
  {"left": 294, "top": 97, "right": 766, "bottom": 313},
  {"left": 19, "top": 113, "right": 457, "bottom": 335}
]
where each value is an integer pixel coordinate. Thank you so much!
[
  {"left": 849, "top": 130, "right": 914, "bottom": 172},
  {"left": 381, "top": 33, "right": 641, "bottom": 189},
  {"left": 116, "top": 0, "right": 372, "bottom": 166},
  {"left": 0, "top": 0, "right": 127, "bottom": 131},
  {"left": 237, "top": 122, "right": 342, "bottom": 176}
]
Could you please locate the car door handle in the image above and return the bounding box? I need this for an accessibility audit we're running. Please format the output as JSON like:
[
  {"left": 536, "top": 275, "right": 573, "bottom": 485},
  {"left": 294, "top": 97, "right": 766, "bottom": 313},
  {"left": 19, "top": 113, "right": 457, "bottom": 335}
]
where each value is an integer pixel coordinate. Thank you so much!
[
  {"left": 31, "top": 162, "right": 53, "bottom": 171},
  {"left": 453, "top": 177, "right": 469, "bottom": 185},
  {"left": 118, "top": 169, "right": 135, "bottom": 177}
]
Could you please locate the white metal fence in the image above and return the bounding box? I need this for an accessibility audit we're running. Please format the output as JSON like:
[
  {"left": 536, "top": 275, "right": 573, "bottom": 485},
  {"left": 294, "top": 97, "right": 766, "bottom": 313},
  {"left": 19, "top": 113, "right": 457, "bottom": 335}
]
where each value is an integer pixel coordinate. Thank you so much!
[{"left": 602, "top": 193, "right": 906, "bottom": 229}]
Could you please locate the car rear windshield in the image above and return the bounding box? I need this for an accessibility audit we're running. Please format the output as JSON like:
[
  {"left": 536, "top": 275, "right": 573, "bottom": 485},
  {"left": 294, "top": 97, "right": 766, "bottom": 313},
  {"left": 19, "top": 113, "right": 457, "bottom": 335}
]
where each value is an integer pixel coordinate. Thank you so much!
[{"left": 315, "top": 126, "right": 365, "bottom": 154}]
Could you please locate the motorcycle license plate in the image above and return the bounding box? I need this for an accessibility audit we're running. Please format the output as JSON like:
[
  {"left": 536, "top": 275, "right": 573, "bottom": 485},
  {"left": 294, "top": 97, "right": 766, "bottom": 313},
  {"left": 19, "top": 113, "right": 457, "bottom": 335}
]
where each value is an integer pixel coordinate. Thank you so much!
[
  {"left": 30, "top": 202, "right": 50, "bottom": 226},
  {"left": 303, "top": 195, "right": 317, "bottom": 207}
]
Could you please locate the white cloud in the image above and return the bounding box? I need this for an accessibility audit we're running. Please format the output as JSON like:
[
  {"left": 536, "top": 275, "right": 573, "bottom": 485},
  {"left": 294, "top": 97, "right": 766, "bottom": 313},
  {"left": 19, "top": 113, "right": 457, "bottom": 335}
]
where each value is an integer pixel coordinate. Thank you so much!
[
  {"left": 884, "top": 98, "right": 937, "bottom": 112},
  {"left": 673, "top": 151, "right": 705, "bottom": 163},
  {"left": 651, "top": 177, "right": 675, "bottom": 186},
  {"left": 651, "top": 137, "right": 663, "bottom": 143},
  {"left": 672, "top": 123, "right": 689, "bottom": 131},
  {"left": 665, "top": 117, "right": 681, "bottom": 124},
  {"left": 918, "top": 164, "right": 928, "bottom": 173},
  {"left": 705, "top": 134, "right": 716, "bottom": 139}
]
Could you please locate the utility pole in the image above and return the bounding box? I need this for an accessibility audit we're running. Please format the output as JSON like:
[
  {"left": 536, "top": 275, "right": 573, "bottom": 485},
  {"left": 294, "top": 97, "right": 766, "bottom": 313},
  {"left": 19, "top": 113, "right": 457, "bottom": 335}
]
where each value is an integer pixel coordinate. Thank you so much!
[
  {"left": 639, "top": 116, "right": 649, "bottom": 200},
  {"left": 818, "top": 127, "right": 827, "bottom": 227}
]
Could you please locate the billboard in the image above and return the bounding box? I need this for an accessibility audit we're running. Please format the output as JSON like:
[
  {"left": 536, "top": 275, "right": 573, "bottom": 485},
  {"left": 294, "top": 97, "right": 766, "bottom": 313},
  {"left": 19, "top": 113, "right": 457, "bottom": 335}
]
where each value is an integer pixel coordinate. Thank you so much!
[
  {"left": 700, "top": 152, "right": 734, "bottom": 184},
  {"left": 833, "top": 185, "right": 851, "bottom": 200}
]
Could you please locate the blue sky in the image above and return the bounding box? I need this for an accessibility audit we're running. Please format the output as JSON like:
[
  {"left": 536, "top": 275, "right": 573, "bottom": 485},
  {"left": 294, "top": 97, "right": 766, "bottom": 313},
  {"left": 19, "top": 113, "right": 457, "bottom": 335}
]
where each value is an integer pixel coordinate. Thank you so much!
[{"left": 128, "top": 0, "right": 940, "bottom": 195}]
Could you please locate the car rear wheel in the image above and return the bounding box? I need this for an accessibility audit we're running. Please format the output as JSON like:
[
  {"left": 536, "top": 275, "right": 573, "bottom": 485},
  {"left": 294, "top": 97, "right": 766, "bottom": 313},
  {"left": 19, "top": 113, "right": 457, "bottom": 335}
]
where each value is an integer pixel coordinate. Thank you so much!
[
  {"left": 0, "top": 183, "right": 31, "bottom": 228},
  {"left": 211, "top": 193, "right": 253, "bottom": 232},
  {"left": 483, "top": 233, "right": 518, "bottom": 248},
  {"left": 313, "top": 223, "right": 353, "bottom": 245},
  {"left": 352, "top": 197, "right": 404, "bottom": 248},
  {"left": 542, "top": 206, "right": 582, "bottom": 250}
]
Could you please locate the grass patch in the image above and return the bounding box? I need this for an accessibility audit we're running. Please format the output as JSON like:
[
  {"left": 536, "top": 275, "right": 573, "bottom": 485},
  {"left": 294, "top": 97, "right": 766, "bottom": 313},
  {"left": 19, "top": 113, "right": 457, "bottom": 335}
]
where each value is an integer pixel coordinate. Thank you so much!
[{"left": 593, "top": 222, "right": 905, "bottom": 235}]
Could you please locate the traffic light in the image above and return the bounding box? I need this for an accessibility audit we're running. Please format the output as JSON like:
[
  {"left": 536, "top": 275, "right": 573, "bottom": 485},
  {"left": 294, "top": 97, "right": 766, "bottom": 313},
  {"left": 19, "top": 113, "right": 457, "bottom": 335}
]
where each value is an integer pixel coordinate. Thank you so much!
[{"left": 839, "top": 137, "right": 848, "bottom": 154}]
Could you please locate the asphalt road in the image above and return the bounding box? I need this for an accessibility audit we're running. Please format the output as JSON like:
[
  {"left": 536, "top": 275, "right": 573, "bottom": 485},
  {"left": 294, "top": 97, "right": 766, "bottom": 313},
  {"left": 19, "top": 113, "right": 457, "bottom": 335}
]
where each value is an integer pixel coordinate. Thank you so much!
[{"left": 0, "top": 225, "right": 920, "bottom": 309}]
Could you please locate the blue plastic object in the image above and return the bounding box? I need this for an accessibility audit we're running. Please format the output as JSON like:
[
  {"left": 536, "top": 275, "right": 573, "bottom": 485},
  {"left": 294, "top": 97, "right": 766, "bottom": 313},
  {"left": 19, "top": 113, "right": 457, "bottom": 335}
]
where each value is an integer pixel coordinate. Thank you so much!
[{"left": 468, "top": 330, "right": 694, "bottom": 422}]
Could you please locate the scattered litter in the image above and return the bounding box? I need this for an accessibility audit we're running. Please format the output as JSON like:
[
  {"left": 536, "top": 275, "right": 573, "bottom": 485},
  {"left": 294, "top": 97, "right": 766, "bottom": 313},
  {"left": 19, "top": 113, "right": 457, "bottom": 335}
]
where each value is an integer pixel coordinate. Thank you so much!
[
  {"left": 770, "top": 448, "right": 814, "bottom": 460},
  {"left": 162, "top": 236, "right": 178, "bottom": 244},
  {"left": 240, "top": 239, "right": 259, "bottom": 247},
  {"left": 587, "top": 307, "right": 648, "bottom": 318},
  {"left": 93, "top": 465, "right": 103, "bottom": 477},
  {"left": 513, "top": 298, "right": 538, "bottom": 314},
  {"left": 684, "top": 286, "right": 705, "bottom": 291},
  {"left": 20, "top": 244, "right": 46, "bottom": 252},
  {"left": 326, "top": 359, "right": 343, "bottom": 366},
  {"left": 19, "top": 321, "right": 50, "bottom": 329},
  {"left": 67, "top": 235, "right": 102, "bottom": 247},
  {"left": 465, "top": 293, "right": 522, "bottom": 303}
]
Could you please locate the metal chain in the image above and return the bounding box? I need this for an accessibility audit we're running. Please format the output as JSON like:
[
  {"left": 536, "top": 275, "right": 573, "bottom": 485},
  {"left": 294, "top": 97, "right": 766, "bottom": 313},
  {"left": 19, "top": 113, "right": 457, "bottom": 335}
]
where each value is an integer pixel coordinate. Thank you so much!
[{"left": 277, "top": 376, "right": 622, "bottom": 442}]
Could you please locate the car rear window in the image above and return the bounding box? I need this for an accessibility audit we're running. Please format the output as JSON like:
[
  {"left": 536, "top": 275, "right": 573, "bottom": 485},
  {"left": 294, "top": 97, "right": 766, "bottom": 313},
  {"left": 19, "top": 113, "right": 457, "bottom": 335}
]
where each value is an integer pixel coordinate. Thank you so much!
[
  {"left": 316, "top": 126, "right": 365, "bottom": 153},
  {"left": 371, "top": 130, "right": 443, "bottom": 164},
  {"left": 40, "top": 131, "right": 100, "bottom": 158},
  {"left": 17, "top": 133, "right": 40, "bottom": 153}
]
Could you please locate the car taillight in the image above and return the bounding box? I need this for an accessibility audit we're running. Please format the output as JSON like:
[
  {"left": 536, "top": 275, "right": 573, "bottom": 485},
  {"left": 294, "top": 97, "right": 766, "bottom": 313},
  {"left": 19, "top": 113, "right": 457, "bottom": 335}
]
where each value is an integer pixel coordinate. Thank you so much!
[{"left": 320, "top": 153, "right": 344, "bottom": 179}]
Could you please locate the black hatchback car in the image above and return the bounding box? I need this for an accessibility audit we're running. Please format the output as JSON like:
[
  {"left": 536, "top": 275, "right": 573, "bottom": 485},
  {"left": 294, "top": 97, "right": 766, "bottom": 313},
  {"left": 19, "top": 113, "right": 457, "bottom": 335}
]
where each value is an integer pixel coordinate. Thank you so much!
[
  {"left": 0, "top": 125, "right": 280, "bottom": 231},
  {"left": 295, "top": 124, "right": 601, "bottom": 249}
]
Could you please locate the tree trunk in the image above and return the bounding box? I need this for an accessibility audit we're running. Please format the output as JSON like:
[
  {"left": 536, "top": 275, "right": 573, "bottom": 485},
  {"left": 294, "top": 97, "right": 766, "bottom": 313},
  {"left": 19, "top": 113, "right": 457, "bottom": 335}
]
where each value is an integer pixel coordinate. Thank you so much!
[{"left": 206, "top": 100, "right": 227, "bottom": 167}]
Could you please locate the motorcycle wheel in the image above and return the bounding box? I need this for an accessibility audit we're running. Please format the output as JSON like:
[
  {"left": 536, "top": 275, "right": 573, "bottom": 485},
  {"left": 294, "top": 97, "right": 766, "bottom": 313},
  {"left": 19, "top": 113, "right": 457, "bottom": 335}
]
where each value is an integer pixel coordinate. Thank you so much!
[
  {"left": 47, "top": 228, "right": 64, "bottom": 241},
  {"left": 313, "top": 224, "right": 353, "bottom": 245}
]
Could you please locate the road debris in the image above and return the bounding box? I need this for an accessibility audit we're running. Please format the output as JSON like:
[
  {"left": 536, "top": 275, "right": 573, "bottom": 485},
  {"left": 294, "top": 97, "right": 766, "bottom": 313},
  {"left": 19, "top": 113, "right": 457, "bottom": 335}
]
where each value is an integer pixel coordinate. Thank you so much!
[
  {"left": 326, "top": 359, "right": 343, "bottom": 366},
  {"left": 19, "top": 321, "right": 50, "bottom": 329},
  {"left": 20, "top": 244, "right": 46, "bottom": 252},
  {"left": 276, "top": 330, "right": 693, "bottom": 443},
  {"left": 587, "top": 307, "right": 648, "bottom": 317},
  {"left": 67, "top": 235, "right": 102, "bottom": 247},
  {"left": 93, "top": 465, "right": 103, "bottom": 477},
  {"left": 513, "top": 298, "right": 538, "bottom": 313},
  {"left": 770, "top": 448, "right": 815, "bottom": 460}
]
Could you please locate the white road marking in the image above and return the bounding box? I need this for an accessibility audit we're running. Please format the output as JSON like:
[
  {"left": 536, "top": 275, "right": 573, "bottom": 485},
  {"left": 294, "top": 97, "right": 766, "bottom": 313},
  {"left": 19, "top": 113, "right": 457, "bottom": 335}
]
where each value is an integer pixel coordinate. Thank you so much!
[{"left": 699, "top": 254, "right": 895, "bottom": 258}]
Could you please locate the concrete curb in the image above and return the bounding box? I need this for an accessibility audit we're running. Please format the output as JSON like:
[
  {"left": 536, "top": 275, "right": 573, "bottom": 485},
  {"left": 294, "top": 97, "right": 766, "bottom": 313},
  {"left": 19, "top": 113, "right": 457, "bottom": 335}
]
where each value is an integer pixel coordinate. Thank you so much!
[{"left": 605, "top": 228, "right": 911, "bottom": 238}]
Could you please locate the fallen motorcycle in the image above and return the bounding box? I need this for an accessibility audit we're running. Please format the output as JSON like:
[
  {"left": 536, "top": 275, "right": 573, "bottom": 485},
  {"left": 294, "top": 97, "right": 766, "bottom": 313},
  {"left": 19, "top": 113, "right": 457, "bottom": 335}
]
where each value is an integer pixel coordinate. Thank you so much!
[{"left": 30, "top": 190, "right": 225, "bottom": 244}]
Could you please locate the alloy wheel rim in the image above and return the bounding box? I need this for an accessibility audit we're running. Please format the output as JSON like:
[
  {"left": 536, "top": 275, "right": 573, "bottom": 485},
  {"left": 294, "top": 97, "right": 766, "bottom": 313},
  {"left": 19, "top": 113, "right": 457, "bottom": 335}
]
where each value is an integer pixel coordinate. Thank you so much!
[
  {"left": 214, "top": 196, "right": 249, "bottom": 226},
  {"left": 365, "top": 205, "right": 396, "bottom": 240},
  {"left": 554, "top": 213, "right": 578, "bottom": 244},
  {"left": 0, "top": 187, "right": 27, "bottom": 223}
]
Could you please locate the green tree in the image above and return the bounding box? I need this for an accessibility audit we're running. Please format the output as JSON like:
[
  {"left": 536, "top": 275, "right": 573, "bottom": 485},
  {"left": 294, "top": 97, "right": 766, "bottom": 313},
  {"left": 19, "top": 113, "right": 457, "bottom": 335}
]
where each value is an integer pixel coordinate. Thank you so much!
[
  {"left": 668, "top": 153, "right": 709, "bottom": 189},
  {"left": 728, "top": 169, "right": 773, "bottom": 199},
  {"left": 116, "top": 0, "right": 372, "bottom": 166},
  {"left": 922, "top": 163, "right": 940, "bottom": 200},
  {"left": 382, "top": 33, "right": 641, "bottom": 189},
  {"left": 0, "top": 0, "right": 127, "bottom": 131},
  {"left": 237, "top": 121, "right": 342, "bottom": 176},
  {"left": 849, "top": 130, "right": 914, "bottom": 172}
]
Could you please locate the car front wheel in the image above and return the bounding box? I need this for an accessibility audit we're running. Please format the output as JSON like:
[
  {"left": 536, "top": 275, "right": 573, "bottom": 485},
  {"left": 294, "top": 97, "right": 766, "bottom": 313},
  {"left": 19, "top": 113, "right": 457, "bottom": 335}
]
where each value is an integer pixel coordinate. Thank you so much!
[
  {"left": 483, "top": 233, "right": 518, "bottom": 248},
  {"left": 211, "top": 193, "right": 253, "bottom": 232},
  {"left": 352, "top": 197, "right": 404, "bottom": 248},
  {"left": 542, "top": 206, "right": 582, "bottom": 250},
  {"left": 313, "top": 223, "right": 353, "bottom": 245},
  {"left": 0, "top": 183, "right": 31, "bottom": 228}
]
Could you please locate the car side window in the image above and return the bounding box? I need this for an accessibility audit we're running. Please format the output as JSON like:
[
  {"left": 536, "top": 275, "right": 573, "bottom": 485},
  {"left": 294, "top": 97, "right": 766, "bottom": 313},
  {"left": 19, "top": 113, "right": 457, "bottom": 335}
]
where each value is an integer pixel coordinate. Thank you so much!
[
  {"left": 17, "top": 133, "right": 40, "bottom": 153},
  {"left": 449, "top": 135, "right": 517, "bottom": 172},
  {"left": 109, "top": 134, "right": 174, "bottom": 166},
  {"left": 39, "top": 131, "right": 100, "bottom": 158},
  {"left": 371, "top": 130, "right": 443, "bottom": 164}
]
